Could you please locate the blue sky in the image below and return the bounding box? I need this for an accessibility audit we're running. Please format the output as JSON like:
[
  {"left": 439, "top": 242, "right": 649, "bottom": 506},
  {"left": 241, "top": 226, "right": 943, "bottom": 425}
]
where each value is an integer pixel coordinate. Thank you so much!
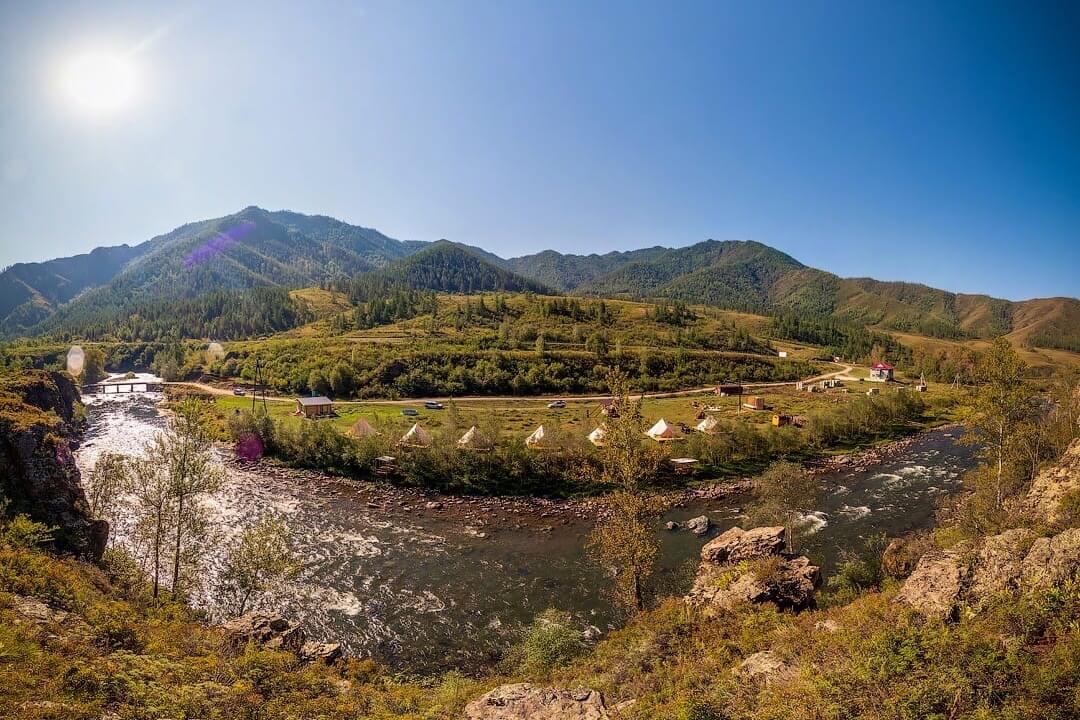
[{"left": 0, "top": 0, "right": 1077, "bottom": 300}]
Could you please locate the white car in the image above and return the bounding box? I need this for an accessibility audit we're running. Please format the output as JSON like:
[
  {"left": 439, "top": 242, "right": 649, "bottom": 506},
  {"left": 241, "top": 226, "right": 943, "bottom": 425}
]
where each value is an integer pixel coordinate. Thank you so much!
[{"left": 547, "top": 400, "right": 566, "bottom": 409}]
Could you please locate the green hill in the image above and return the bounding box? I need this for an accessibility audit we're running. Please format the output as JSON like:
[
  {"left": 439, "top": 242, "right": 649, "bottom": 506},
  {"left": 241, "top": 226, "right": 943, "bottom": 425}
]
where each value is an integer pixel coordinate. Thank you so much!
[{"left": 369, "top": 241, "right": 551, "bottom": 294}]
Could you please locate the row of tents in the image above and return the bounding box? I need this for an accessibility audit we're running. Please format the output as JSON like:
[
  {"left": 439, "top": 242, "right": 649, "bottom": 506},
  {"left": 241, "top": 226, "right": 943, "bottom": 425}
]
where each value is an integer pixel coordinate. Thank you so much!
[{"left": 346, "top": 413, "right": 725, "bottom": 450}]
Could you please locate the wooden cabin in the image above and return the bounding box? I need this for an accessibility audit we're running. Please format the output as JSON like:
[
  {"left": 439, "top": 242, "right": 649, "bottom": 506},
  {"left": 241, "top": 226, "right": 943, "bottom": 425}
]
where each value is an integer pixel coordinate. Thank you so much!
[
  {"left": 716, "top": 384, "right": 744, "bottom": 397},
  {"left": 296, "top": 395, "right": 333, "bottom": 418}
]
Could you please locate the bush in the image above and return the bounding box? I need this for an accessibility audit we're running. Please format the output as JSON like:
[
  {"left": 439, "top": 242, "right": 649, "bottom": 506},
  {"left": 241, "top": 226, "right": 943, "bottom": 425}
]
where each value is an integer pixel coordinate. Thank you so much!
[
  {"left": 0, "top": 514, "right": 54, "bottom": 550},
  {"left": 514, "top": 609, "right": 588, "bottom": 673}
]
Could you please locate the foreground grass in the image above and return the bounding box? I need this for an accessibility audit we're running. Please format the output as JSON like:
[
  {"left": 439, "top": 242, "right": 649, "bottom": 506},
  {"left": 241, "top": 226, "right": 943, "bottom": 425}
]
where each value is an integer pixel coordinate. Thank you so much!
[
  {"left": 0, "top": 539, "right": 484, "bottom": 720},
  {"left": 4, "top": 527, "right": 1079, "bottom": 720}
]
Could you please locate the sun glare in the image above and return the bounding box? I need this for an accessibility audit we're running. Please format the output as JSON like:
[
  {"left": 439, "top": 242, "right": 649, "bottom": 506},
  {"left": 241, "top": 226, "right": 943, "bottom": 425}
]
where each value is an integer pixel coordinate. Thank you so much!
[{"left": 60, "top": 50, "right": 138, "bottom": 117}]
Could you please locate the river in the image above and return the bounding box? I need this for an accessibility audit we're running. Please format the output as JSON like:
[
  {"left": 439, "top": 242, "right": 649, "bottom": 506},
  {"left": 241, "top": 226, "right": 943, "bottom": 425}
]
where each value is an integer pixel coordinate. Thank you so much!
[{"left": 74, "top": 374, "right": 977, "bottom": 672}]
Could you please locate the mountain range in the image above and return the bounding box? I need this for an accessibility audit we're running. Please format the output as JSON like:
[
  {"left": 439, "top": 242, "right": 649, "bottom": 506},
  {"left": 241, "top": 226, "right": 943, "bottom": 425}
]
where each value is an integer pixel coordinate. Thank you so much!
[{"left": 1, "top": 206, "right": 1077, "bottom": 351}]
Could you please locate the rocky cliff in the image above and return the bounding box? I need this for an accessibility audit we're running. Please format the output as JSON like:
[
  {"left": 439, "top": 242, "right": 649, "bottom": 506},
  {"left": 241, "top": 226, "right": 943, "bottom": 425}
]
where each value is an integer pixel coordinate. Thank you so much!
[{"left": 0, "top": 370, "right": 107, "bottom": 559}]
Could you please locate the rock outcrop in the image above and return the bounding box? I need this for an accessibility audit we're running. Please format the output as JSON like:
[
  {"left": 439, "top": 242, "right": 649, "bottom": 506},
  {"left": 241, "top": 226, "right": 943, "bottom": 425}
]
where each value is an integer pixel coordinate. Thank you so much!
[
  {"left": 220, "top": 612, "right": 342, "bottom": 663},
  {"left": 701, "top": 526, "right": 786, "bottom": 564},
  {"left": 894, "top": 549, "right": 969, "bottom": 620},
  {"left": 688, "top": 526, "right": 821, "bottom": 612},
  {"left": 897, "top": 529, "right": 1080, "bottom": 619},
  {"left": 968, "top": 528, "right": 1036, "bottom": 606},
  {"left": 1023, "top": 439, "right": 1080, "bottom": 525},
  {"left": 464, "top": 683, "right": 610, "bottom": 720},
  {"left": 735, "top": 650, "right": 798, "bottom": 687},
  {"left": 0, "top": 370, "right": 107, "bottom": 560},
  {"left": 1020, "top": 528, "right": 1080, "bottom": 590}
]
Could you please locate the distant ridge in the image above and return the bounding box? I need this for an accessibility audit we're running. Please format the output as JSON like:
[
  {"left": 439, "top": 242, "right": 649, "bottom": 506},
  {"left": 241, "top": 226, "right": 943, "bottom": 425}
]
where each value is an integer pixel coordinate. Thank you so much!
[{"left": 2, "top": 206, "right": 1077, "bottom": 351}]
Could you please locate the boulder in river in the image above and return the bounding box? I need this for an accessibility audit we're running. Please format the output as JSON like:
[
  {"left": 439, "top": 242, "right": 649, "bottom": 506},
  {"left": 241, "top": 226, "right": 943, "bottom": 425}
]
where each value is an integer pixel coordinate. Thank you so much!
[
  {"left": 685, "top": 515, "right": 711, "bottom": 536},
  {"left": 464, "top": 683, "right": 610, "bottom": 719}
]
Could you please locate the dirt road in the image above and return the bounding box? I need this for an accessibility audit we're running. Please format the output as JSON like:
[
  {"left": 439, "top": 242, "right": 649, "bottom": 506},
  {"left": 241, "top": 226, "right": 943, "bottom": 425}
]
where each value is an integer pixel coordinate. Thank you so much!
[{"left": 166, "top": 363, "right": 856, "bottom": 407}]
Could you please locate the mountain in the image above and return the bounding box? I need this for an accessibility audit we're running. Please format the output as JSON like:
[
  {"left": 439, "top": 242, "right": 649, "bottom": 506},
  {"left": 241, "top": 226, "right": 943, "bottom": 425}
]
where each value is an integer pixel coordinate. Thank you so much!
[
  {"left": 503, "top": 241, "right": 1079, "bottom": 348},
  {"left": 3, "top": 207, "right": 1077, "bottom": 352},
  {"left": 371, "top": 241, "right": 551, "bottom": 294},
  {"left": 0, "top": 244, "right": 149, "bottom": 335},
  {"left": 16, "top": 207, "right": 418, "bottom": 336}
]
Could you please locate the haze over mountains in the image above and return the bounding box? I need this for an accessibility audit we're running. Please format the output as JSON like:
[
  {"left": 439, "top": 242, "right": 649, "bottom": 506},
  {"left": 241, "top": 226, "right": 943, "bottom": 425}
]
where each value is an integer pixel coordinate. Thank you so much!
[{"left": 1, "top": 206, "right": 1077, "bottom": 350}]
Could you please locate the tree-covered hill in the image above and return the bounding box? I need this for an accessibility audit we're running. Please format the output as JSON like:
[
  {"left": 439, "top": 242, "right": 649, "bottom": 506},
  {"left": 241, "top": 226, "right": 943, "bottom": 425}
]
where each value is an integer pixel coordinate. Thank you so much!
[
  {"left": 18, "top": 207, "right": 418, "bottom": 337},
  {"left": 369, "top": 241, "right": 552, "bottom": 294}
]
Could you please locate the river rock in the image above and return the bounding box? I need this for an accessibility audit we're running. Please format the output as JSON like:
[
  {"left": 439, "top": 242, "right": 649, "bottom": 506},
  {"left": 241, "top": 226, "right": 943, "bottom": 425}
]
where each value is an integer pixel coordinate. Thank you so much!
[
  {"left": 968, "top": 529, "right": 1036, "bottom": 606},
  {"left": 701, "top": 526, "right": 786, "bottom": 564},
  {"left": 464, "top": 683, "right": 610, "bottom": 719},
  {"left": 300, "top": 640, "right": 343, "bottom": 664},
  {"left": 895, "top": 549, "right": 969, "bottom": 620},
  {"left": 1020, "top": 528, "right": 1080, "bottom": 590},
  {"left": 665, "top": 521, "right": 680, "bottom": 531},
  {"left": 1023, "top": 439, "right": 1080, "bottom": 525},
  {"left": 685, "top": 515, "right": 711, "bottom": 536},
  {"left": 735, "top": 651, "right": 798, "bottom": 686},
  {"left": 221, "top": 612, "right": 307, "bottom": 655}
]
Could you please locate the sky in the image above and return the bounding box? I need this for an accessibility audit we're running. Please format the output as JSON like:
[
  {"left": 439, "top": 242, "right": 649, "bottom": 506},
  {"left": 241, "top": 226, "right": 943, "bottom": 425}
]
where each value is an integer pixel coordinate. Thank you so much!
[{"left": 0, "top": 1, "right": 1077, "bottom": 301}]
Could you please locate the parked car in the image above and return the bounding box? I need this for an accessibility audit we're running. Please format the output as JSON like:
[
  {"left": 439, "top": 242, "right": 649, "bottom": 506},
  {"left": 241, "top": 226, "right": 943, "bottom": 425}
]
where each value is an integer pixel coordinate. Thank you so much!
[
  {"left": 402, "top": 408, "right": 419, "bottom": 416},
  {"left": 232, "top": 387, "right": 246, "bottom": 396},
  {"left": 547, "top": 399, "right": 566, "bottom": 409},
  {"left": 424, "top": 401, "right": 445, "bottom": 410}
]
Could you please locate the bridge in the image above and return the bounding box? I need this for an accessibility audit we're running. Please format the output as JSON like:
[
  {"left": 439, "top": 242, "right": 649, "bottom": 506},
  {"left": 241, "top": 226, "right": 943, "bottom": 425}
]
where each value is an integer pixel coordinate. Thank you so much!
[{"left": 82, "top": 381, "right": 165, "bottom": 395}]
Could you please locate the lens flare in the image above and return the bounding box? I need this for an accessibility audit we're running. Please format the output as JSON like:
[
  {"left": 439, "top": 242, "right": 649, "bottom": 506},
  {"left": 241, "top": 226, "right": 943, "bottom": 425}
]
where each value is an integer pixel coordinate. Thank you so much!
[
  {"left": 184, "top": 221, "right": 256, "bottom": 268},
  {"left": 67, "top": 346, "right": 85, "bottom": 376}
]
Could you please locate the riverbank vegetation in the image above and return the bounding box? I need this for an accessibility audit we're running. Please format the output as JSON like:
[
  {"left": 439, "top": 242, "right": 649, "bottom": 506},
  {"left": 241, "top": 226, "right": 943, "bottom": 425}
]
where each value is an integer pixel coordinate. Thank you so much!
[{"left": 214, "top": 378, "right": 939, "bottom": 497}]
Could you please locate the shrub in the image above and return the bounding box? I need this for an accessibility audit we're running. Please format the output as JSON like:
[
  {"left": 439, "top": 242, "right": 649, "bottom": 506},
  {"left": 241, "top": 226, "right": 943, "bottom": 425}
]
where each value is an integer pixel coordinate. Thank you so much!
[{"left": 514, "top": 609, "right": 588, "bottom": 674}]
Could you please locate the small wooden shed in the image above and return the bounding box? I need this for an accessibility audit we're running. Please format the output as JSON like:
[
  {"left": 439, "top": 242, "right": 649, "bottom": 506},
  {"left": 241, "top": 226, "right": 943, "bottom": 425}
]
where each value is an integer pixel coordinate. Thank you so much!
[
  {"left": 296, "top": 396, "right": 333, "bottom": 418},
  {"left": 742, "top": 396, "right": 765, "bottom": 411}
]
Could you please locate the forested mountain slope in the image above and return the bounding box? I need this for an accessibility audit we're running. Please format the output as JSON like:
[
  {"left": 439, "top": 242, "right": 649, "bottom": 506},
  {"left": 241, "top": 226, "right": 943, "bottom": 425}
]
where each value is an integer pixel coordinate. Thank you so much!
[
  {"left": 506, "top": 241, "right": 1079, "bottom": 347},
  {"left": 3, "top": 207, "right": 1077, "bottom": 351},
  {"left": 22, "top": 207, "right": 418, "bottom": 336}
]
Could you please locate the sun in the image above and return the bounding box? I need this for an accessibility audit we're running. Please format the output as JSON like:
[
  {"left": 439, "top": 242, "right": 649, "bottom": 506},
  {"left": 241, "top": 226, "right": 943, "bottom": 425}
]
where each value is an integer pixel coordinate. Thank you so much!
[{"left": 60, "top": 50, "right": 138, "bottom": 117}]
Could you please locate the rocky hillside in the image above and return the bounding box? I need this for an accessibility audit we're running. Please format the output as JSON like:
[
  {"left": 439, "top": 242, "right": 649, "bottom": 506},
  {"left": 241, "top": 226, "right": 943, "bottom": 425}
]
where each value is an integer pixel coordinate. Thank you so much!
[{"left": 0, "top": 370, "right": 106, "bottom": 560}]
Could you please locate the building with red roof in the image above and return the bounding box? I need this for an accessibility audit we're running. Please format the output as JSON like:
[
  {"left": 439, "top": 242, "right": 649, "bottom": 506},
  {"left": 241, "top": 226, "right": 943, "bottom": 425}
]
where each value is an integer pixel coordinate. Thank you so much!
[{"left": 870, "top": 362, "right": 894, "bottom": 381}]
